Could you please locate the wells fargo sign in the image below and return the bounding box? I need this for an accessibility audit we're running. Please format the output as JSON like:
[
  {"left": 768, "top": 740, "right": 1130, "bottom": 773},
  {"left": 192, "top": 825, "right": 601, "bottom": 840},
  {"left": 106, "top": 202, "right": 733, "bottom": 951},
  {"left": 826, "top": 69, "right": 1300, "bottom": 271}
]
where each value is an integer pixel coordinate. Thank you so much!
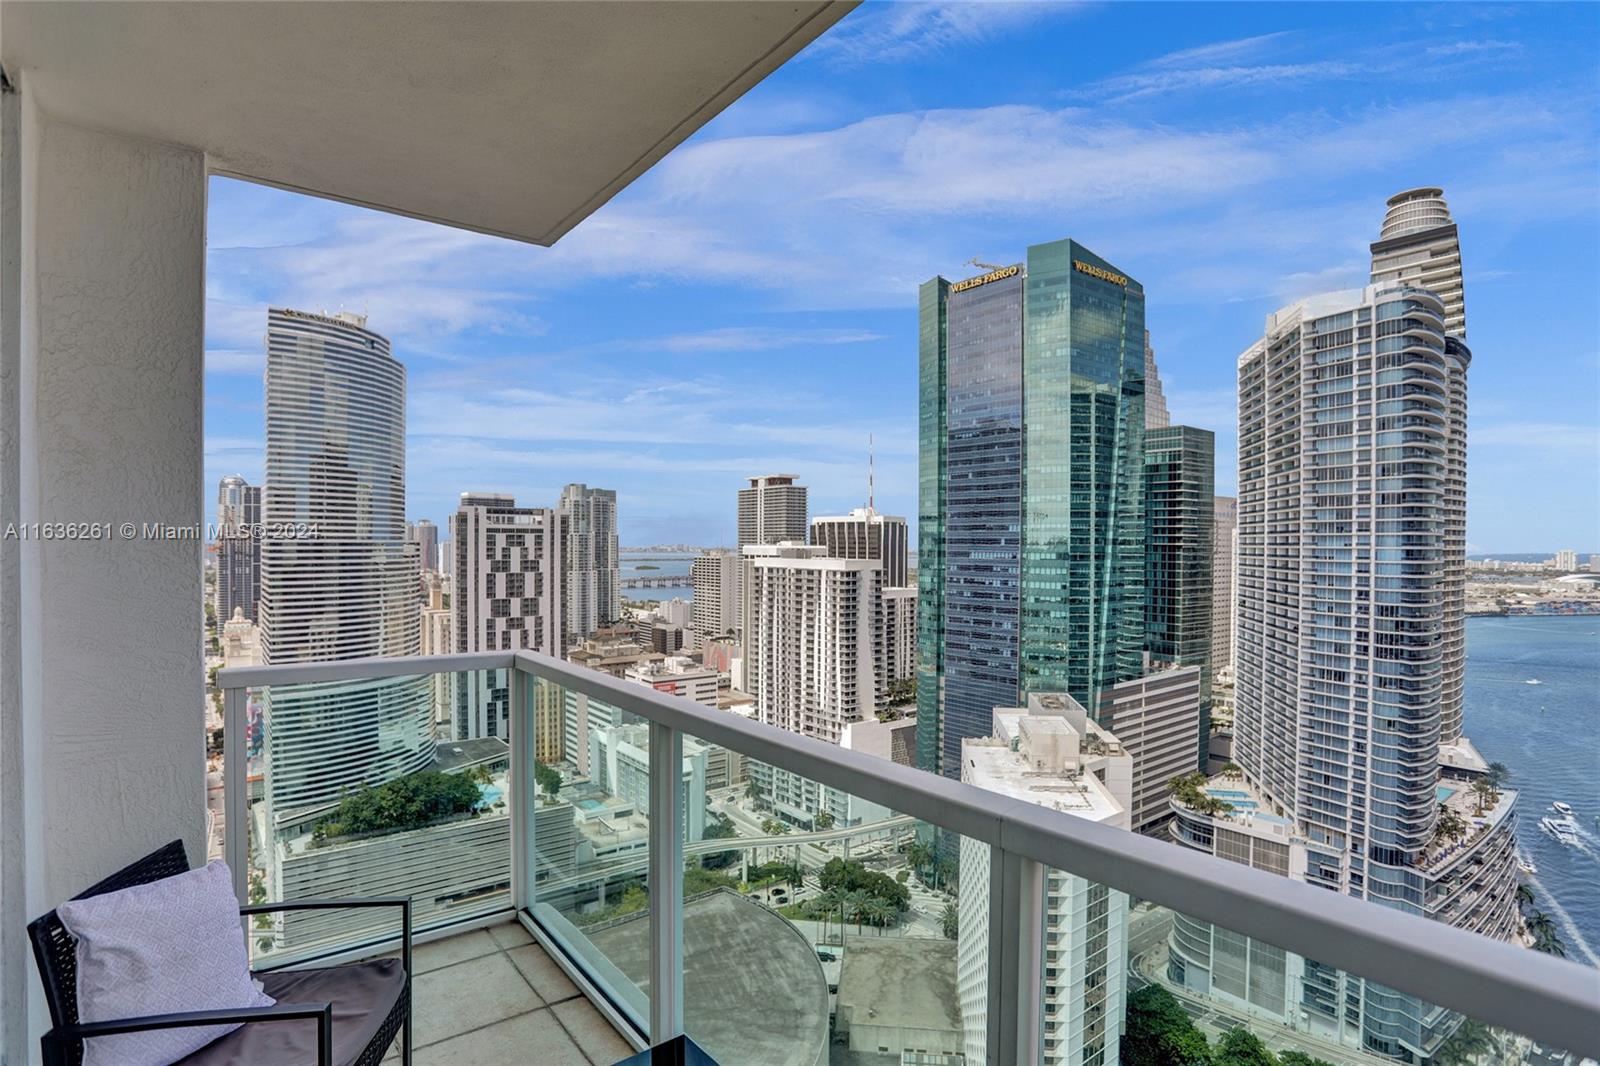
[
  {"left": 950, "top": 265, "right": 1020, "bottom": 293},
  {"left": 1073, "top": 260, "right": 1128, "bottom": 287}
]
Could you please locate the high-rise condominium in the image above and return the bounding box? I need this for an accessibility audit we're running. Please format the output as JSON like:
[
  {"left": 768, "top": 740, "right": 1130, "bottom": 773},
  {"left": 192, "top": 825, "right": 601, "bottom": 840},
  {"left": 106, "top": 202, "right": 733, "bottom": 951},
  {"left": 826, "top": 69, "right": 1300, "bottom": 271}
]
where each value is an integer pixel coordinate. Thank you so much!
[
  {"left": 1144, "top": 425, "right": 1214, "bottom": 765},
  {"left": 560, "top": 483, "right": 619, "bottom": 645},
  {"left": 1370, "top": 189, "right": 1469, "bottom": 745},
  {"left": 1221, "top": 283, "right": 1516, "bottom": 1059},
  {"left": 917, "top": 242, "right": 1147, "bottom": 777},
  {"left": 741, "top": 542, "right": 897, "bottom": 828},
  {"left": 743, "top": 543, "right": 879, "bottom": 744},
  {"left": 451, "top": 493, "right": 565, "bottom": 740},
  {"left": 736, "top": 474, "right": 807, "bottom": 548},
  {"left": 809, "top": 507, "right": 909, "bottom": 588},
  {"left": 259, "top": 308, "right": 430, "bottom": 813},
  {"left": 1211, "top": 496, "right": 1237, "bottom": 679},
  {"left": 217, "top": 473, "right": 260, "bottom": 531},
  {"left": 407, "top": 518, "right": 439, "bottom": 572},
  {"left": 689, "top": 549, "right": 740, "bottom": 638},
  {"left": 214, "top": 474, "right": 261, "bottom": 624},
  {"left": 1369, "top": 187, "right": 1465, "bottom": 337}
]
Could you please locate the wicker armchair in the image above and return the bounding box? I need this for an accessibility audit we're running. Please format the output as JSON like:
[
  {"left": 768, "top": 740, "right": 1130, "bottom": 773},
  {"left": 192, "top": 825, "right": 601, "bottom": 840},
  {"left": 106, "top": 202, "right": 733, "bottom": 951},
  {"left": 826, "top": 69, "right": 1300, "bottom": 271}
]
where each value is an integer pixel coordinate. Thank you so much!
[{"left": 27, "top": 839, "right": 412, "bottom": 1066}]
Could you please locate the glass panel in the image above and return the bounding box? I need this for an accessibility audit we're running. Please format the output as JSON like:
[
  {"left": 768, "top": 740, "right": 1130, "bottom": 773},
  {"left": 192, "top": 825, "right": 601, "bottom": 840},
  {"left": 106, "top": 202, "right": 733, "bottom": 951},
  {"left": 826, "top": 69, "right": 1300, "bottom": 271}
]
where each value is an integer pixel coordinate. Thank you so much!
[
  {"left": 1030, "top": 870, "right": 1588, "bottom": 1066},
  {"left": 678, "top": 726, "right": 979, "bottom": 1066},
  {"left": 524, "top": 677, "right": 652, "bottom": 1034},
  {"left": 242, "top": 668, "right": 512, "bottom": 966}
]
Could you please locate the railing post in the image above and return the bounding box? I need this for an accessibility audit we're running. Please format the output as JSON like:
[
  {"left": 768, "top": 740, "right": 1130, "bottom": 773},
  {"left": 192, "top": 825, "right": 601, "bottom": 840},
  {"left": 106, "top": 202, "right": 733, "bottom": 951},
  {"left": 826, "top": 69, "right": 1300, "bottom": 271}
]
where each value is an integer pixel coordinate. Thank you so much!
[
  {"left": 509, "top": 664, "right": 534, "bottom": 913},
  {"left": 223, "top": 686, "right": 248, "bottom": 907},
  {"left": 988, "top": 847, "right": 1044, "bottom": 1065},
  {"left": 648, "top": 721, "right": 685, "bottom": 1043}
]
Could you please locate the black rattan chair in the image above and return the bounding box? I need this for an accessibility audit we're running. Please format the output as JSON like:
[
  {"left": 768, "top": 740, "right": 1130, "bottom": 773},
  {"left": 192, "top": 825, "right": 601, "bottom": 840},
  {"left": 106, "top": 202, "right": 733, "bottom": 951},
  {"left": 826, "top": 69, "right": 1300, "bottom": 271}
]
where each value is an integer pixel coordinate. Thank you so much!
[{"left": 28, "top": 839, "right": 412, "bottom": 1066}]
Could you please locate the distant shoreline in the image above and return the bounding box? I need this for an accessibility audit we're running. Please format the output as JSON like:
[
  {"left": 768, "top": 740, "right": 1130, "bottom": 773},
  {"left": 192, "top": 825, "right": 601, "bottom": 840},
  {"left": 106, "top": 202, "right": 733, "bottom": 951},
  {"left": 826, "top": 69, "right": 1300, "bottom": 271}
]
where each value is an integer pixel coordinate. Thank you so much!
[{"left": 1467, "top": 604, "right": 1600, "bottom": 618}]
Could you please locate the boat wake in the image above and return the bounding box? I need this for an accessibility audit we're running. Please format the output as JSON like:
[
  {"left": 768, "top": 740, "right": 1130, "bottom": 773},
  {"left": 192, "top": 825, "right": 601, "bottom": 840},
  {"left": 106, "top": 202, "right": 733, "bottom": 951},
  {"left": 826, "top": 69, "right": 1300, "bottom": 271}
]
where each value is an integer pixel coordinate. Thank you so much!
[
  {"left": 1572, "top": 824, "right": 1600, "bottom": 862},
  {"left": 1527, "top": 875, "right": 1600, "bottom": 968}
]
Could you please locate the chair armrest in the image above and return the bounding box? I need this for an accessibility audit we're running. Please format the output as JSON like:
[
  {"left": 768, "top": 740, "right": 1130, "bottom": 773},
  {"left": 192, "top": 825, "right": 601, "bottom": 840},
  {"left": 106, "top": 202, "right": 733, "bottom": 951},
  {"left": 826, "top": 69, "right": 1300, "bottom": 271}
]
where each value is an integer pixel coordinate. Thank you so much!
[
  {"left": 48, "top": 1002, "right": 333, "bottom": 1066},
  {"left": 241, "top": 897, "right": 413, "bottom": 977}
]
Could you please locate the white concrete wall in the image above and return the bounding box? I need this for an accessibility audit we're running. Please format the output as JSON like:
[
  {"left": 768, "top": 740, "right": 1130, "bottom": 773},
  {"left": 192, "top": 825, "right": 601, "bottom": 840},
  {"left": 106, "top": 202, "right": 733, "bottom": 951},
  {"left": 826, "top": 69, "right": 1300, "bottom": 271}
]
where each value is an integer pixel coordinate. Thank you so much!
[
  {"left": 1, "top": 75, "right": 28, "bottom": 1066},
  {"left": 1, "top": 83, "right": 207, "bottom": 1060}
]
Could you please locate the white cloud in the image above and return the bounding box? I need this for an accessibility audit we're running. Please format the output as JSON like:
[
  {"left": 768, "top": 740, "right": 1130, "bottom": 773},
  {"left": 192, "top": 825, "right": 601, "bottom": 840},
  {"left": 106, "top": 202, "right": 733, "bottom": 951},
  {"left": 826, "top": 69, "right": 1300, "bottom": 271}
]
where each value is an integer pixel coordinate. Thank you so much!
[
  {"left": 806, "top": 1, "right": 1073, "bottom": 66},
  {"left": 649, "top": 327, "right": 886, "bottom": 353}
]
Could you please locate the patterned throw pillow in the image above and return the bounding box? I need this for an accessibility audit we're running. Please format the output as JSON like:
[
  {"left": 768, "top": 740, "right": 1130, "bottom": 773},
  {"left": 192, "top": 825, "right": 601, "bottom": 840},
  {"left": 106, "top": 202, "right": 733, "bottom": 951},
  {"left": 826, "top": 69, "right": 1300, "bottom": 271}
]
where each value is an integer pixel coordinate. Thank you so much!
[{"left": 57, "top": 860, "right": 275, "bottom": 1066}]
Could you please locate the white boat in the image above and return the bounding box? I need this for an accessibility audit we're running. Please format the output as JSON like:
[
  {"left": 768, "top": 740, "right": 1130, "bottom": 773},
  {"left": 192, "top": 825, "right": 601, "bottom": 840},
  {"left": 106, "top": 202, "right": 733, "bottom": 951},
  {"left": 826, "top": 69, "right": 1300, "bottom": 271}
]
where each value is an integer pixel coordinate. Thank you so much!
[
  {"left": 1552, "top": 801, "right": 1574, "bottom": 817},
  {"left": 1524, "top": 678, "right": 1543, "bottom": 685},
  {"left": 1518, "top": 853, "right": 1538, "bottom": 875},
  {"left": 1540, "top": 816, "right": 1579, "bottom": 845}
]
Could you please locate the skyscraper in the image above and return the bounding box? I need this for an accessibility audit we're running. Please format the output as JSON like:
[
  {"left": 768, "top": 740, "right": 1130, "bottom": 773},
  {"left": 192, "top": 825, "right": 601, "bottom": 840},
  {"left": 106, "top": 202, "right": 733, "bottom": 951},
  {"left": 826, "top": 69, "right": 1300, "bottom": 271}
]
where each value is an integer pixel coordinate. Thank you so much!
[
  {"left": 451, "top": 493, "right": 565, "bottom": 739},
  {"left": 560, "top": 483, "right": 619, "bottom": 645},
  {"left": 216, "top": 473, "right": 260, "bottom": 531},
  {"left": 1224, "top": 283, "right": 1516, "bottom": 1058},
  {"left": 1211, "top": 496, "right": 1237, "bottom": 680},
  {"left": 736, "top": 474, "right": 807, "bottom": 548},
  {"left": 407, "top": 517, "right": 439, "bottom": 572},
  {"left": 1369, "top": 187, "right": 1465, "bottom": 337},
  {"left": 917, "top": 241, "right": 1147, "bottom": 777},
  {"left": 214, "top": 475, "right": 261, "bottom": 624},
  {"left": 1370, "top": 188, "right": 1469, "bottom": 745},
  {"left": 258, "top": 308, "right": 431, "bottom": 813},
  {"left": 809, "top": 507, "right": 909, "bottom": 588},
  {"left": 1143, "top": 424, "right": 1214, "bottom": 764},
  {"left": 742, "top": 543, "right": 879, "bottom": 744},
  {"left": 1144, "top": 330, "right": 1170, "bottom": 430},
  {"left": 689, "top": 548, "right": 740, "bottom": 638}
]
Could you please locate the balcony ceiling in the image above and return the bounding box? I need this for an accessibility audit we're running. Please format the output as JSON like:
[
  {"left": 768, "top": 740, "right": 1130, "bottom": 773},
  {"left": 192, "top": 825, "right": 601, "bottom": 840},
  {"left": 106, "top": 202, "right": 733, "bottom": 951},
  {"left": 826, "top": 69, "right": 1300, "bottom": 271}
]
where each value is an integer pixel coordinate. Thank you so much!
[{"left": 1, "top": 0, "right": 854, "bottom": 245}]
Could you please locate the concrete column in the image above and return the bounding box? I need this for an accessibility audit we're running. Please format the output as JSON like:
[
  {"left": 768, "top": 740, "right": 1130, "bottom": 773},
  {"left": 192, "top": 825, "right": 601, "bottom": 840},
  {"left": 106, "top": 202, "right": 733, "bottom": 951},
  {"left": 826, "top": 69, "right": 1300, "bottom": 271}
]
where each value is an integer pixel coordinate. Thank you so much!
[{"left": 1, "top": 78, "right": 206, "bottom": 1058}]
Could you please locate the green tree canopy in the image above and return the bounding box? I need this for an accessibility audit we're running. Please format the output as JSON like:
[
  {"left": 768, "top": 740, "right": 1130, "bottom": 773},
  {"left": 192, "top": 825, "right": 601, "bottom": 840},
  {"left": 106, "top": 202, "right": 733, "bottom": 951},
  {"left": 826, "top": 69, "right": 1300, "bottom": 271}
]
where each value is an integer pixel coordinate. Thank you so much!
[
  {"left": 1215, "top": 1028, "right": 1276, "bottom": 1066},
  {"left": 534, "top": 760, "right": 562, "bottom": 798},
  {"left": 1122, "top": 985, "right": 1211, "bottom": 1066},
  {"left": 312, "top": 770, "right": 483, "bottom": 842}
]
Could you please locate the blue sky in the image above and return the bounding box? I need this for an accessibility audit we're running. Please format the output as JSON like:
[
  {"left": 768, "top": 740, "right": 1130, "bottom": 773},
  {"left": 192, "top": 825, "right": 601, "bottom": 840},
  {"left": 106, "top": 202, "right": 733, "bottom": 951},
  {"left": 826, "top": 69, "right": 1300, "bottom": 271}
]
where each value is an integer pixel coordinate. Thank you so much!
[{"left": 204, "top": 1, "right": 1600, "bottom": 553}]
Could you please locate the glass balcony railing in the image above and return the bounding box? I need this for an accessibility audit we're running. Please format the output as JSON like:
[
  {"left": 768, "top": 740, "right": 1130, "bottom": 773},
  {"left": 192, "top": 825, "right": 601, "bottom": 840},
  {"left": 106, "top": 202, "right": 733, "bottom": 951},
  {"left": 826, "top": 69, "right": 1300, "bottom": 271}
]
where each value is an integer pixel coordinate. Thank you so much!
[{"left": 218, "top": 651, "right": 1600, "bottom": 1064}]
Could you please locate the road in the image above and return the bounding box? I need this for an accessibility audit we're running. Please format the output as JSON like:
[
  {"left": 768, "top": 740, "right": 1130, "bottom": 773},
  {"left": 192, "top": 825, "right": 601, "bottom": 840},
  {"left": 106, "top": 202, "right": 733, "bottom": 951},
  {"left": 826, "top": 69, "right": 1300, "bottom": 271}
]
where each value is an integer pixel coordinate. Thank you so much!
[{"left": 536, "top": 812, "right": 916, "bottom": 894}]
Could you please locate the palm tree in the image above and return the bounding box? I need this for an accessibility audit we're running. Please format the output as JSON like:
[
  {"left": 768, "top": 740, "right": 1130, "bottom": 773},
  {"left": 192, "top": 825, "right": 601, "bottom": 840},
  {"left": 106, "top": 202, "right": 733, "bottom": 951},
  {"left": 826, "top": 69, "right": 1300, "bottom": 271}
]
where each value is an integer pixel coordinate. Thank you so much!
[
  {"left": 817, "top": 887, "right": 843, "bottom": 944},
  {"left": 864, "top": 897, "right": 895, "bottom": 935},
  {"left": 1438, "top": 1018, "right": 1493, "bottom": 1066},
  {"left": 905, "top": 841, "right": 932, "bottom": 880},
  {"left": 844, "top": 889, "right": 869, "bottom": 935},
  {"left": 1485, "top": 761, "right": 1511, "bottom": 795},
  {"left": 1534, "top": 929, "right": 1567, "bottom": 958},
  {"left": 1515, "top": 883, "right": 1536, "bottom": 907},
  {"left": 1524, "top": 911, "right": 1557, "bottom": 941},
  {"left": 1469, "top": 777, "right": 1494, "bottom": 815}
]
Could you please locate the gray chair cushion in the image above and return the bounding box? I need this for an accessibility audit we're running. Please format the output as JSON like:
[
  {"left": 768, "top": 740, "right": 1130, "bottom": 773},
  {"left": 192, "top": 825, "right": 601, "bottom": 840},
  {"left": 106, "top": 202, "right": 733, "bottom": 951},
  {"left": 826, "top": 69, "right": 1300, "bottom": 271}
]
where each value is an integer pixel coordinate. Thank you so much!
[{"left": 175, "top": 958, "right": 405, "bottom": 1066}]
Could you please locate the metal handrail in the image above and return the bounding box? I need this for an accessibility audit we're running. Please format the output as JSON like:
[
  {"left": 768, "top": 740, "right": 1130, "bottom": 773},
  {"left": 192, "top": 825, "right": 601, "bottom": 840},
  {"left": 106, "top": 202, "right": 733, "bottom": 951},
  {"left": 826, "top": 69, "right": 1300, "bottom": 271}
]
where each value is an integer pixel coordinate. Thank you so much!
[{"left": 218, "top": 651, "right": 1600, "bottom": 1057}]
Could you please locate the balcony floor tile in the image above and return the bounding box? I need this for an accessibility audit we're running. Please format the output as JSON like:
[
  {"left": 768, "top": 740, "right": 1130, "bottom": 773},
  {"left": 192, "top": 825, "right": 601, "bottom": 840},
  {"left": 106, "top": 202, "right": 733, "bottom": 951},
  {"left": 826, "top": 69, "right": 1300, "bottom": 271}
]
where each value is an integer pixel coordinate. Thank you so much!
[
  {"left": 379, "top": 921, "right": 635, "bottom": 1065},
  {"left": 414, "top": 1007, "right": 591, "bottom": 1066},
  {"left": 411, "top": 928, "right": 502, "bottom": 974}
]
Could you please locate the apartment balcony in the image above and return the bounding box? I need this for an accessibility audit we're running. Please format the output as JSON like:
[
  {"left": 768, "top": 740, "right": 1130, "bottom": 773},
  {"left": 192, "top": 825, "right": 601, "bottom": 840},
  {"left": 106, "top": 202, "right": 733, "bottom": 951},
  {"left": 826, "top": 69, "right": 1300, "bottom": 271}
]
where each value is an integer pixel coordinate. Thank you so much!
[
  {"left": 200, "top": 651, "right": 1600, "bottom": 1066},
  {"left": 3, "top": 6, "right": 1599, "bottom": 1065},
  {"left": 0, "top": 4, "right": 859, "bottom": 1059}
]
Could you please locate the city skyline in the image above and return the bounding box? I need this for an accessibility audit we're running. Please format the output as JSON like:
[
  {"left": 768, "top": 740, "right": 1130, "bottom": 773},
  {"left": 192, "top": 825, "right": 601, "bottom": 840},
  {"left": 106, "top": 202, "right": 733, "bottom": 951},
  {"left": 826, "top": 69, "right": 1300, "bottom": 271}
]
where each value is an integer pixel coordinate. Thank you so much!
[{"left": 201, "top": 2, "right": 1599, "bottom": 553}]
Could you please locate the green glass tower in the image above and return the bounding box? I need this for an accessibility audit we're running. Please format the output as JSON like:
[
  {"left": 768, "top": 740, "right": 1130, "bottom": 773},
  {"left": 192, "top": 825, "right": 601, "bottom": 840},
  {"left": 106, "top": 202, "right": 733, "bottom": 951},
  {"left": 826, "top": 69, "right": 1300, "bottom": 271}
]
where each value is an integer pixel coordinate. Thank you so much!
[
  {"left": 1144, "top": 424, "right": 1215, "bottom": 767},
  {"left": 917, "top": 239, "right": 1147, "bottom": 778}
]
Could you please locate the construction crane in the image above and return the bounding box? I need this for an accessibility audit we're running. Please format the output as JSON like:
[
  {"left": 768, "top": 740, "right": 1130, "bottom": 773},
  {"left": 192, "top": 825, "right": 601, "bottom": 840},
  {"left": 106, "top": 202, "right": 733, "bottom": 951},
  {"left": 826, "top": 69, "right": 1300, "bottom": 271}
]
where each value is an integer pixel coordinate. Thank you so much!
[{"left": 965, "top": 257, "right": 1004, "bottom": 272}]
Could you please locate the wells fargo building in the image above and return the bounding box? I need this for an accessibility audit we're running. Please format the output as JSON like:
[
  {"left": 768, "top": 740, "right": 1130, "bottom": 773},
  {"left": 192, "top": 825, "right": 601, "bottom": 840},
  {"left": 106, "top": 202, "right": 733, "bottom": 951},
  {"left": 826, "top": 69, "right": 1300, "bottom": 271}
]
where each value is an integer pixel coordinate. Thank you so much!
[{"left": 917, "top": 239, "right": 1148, "bottom": 777}]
